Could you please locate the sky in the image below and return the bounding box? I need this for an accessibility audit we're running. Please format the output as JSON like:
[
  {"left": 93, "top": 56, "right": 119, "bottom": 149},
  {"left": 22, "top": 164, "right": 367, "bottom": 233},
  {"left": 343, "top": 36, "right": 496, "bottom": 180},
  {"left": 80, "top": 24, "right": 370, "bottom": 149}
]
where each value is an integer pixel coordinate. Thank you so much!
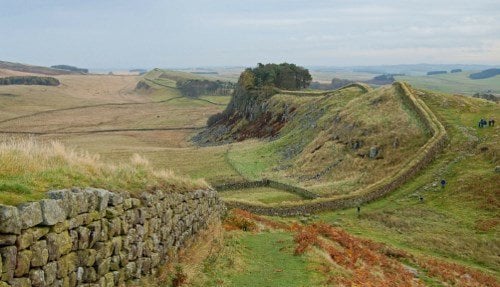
[{"left": 0, "top": 0, "right": 499, "bottom": 69}]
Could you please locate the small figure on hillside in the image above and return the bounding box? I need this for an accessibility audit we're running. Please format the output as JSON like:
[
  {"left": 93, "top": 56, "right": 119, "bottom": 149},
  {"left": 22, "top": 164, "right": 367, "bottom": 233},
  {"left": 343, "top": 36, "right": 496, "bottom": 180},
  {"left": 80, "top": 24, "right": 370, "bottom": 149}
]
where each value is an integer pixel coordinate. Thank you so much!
[
  {"left": 357, "top": 206, "right": 361, "bottom": 215},
  {"left": 419, "top": 195, "right": 424, "bottom": 203},
  {"left": 440, "top": 179, "right": 446, "bottom": 189},
  {"left": 479, "top": 118, "right": 489, "bottom": 128},
  {"left": 489, "top": 118, "right": 495, "bottom": 127}
]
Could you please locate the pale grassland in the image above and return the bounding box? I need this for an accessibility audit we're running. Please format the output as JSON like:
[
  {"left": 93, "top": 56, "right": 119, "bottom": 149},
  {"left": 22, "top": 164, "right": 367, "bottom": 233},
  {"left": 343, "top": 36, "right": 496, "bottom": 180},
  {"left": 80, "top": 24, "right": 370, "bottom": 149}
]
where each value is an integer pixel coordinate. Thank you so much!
[
  {"left": 396, "top": 72, "right": 500, "bottom": 95},
  {"left": 0, "top": 138, "right": 207, "bottom": 205},
  {"left": 0, "top": 71, "right": 237, "bottom": 187}
]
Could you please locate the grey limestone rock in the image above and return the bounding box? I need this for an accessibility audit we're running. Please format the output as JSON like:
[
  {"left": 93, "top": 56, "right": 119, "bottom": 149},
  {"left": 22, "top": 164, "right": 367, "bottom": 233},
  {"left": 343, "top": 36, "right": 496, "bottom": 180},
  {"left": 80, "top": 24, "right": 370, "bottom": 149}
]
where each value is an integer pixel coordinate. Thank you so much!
[
  {"left": 0, "top": 205, "right": 21, "bottom": 234},
  {"left": 17, "top": 202, "right": 43, "bottom": 230},
  {"left": 40, "top": 199, "right": 66, "bottom": 225}
]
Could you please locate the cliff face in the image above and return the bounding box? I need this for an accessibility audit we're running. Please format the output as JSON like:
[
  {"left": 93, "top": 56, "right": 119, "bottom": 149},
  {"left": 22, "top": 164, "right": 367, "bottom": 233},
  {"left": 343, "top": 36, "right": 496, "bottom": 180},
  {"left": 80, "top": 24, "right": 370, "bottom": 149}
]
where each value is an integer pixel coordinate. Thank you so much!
[
  {"left": 193, "top": 84, "right": 288, "bottom": 144},
  {"left": 0, "top": 188, "right": 225, "bottom": 286}
]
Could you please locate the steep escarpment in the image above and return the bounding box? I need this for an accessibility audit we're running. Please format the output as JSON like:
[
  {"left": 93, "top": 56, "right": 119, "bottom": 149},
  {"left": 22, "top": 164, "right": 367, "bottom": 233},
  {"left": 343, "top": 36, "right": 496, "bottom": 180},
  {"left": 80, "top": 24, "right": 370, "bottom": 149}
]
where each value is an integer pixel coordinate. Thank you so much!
[
  {"left": 194, "top": 63, "right": 313, "bottom": 144},
  {"left": 195, "top": 65, "right": 431, "bottom": 197}
]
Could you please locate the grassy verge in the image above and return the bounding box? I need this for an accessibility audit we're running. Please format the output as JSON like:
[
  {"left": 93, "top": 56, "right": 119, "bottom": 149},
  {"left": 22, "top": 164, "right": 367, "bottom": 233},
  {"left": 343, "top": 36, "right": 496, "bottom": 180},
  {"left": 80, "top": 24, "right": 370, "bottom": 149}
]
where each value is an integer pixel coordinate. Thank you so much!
[
  {"left": 219, "top": 187, "right": 305, "bottom": 205},
  {"left": 0, "top": 138, "right": 207, "bottom": 205}
]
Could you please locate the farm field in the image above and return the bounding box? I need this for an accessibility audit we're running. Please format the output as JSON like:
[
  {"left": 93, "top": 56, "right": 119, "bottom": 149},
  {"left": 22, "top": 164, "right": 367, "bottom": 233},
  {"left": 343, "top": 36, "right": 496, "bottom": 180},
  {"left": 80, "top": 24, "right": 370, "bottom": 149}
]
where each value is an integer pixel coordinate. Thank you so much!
[{"left": 396, "top": 72, "right": 500, "bottom": 95}]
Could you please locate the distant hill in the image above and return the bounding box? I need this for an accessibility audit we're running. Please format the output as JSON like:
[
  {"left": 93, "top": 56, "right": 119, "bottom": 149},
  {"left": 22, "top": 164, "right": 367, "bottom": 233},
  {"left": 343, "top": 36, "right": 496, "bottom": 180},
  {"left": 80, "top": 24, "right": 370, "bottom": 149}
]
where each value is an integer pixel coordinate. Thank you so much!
[
  {"left": 0, "top": 60, "right": 73, "bottom": 75},
  {"left": 51, "top": 65, "right": 88, "bottom": 74},
  {"left": 469, "top": 68, "right": 500, "bottom": 79},
  {"left": 427, "top": 70, "right": 447, "bottom": 75}
]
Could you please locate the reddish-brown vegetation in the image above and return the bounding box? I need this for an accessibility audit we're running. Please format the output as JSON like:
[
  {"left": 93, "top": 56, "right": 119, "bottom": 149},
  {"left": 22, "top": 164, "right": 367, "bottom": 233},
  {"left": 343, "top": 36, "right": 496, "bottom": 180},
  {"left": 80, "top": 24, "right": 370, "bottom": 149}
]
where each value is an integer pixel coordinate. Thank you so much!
[{"left": 226, "top": 209, "right": 499, "bottom": 286}]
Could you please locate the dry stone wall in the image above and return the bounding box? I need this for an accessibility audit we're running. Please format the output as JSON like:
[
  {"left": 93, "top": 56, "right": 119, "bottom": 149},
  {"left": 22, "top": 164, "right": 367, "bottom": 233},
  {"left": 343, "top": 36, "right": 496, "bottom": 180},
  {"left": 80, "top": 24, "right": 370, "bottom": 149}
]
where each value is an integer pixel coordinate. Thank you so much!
[{"left": 0, "top": 188, "right": 224, "bottom": 287}]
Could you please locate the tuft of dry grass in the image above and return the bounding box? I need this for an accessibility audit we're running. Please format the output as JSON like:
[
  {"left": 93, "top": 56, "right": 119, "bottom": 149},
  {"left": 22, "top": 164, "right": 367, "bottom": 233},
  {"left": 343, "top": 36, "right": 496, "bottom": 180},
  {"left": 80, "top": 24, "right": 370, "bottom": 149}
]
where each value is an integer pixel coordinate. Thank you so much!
[{"left": 0, "top": 137, "right": 208, "bottom": 205}]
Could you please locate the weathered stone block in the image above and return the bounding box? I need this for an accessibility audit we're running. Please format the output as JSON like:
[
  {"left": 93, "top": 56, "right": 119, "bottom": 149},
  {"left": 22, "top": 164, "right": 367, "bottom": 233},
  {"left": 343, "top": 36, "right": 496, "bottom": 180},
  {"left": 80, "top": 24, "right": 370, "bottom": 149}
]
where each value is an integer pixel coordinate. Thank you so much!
[
  {"left": 40, "top": 199, "right": 66, "bottom": 225},
  {"left": 77, "top": 249, "right": 96, "bottom": 267},
  {"left": 109, "top": 256, "right": 120, "bottom": 271},
  {"left": 14, "top": 249, "right": 32, "bottom": 277},
  {"left": 77, "top": 227, "right": 90, "bottom": 250},
  {"left": 46, "top": 232, "right": 72, "bottom": 261},
  {"left": 104, "top": 272, "right": 114, "bottom": 287},
  {"left": 17, "top": 202, "right": 43, "bottom": 230},
  {"left": 151, "top": 252, "right": 161, "bottom": 268},
  {"left": 111, "top": 237, "right": 122, "bottom": 256},
  {"left": 51, "top": 221, "right": 70, "bottom": 233},
  {"left": 29, "top": 240, "right": 48, "bottom": 267},
  {"left": 108, "top": 193, "right": 123, "bottom": 206},
  {"left": 92, "top": 189, "right": 109, "bottom": 212},
  {"left": 118, "top": 252, "right": 128, "bottom": 268},
  {"left": 9, "top": 277, "right": 31, "bottom": 287},
  {"left": 0, "top": 205, "right": 21, "bottom": 234},
  {"left": 123, "top": 198, "right": 133, "bottom": 210},
  {"left": 130, "top": 198, "right": 141, "bottom": 208},
  {"left": 43, "top": 261, "right": 58, "bottom": 285},
  {"left": 68, "top": 271, "right": 77, "bottom": 287},
  {"left": 96, "top": 257, "right": 110, "bottom": 277},
  {"left": 76, "top": 267, "right": 84, "bottom": 284},
  {"left": 29, "top": 269, "right": 44, "bottom": 287},
  {"left": 82, "top": 267, "right": 97, "bottom": 283},
  {"left": 68, "top": 214, "right": 84, "bottom": 230},
  {"left": 69, "top": 230, "right": 78, "bottom": 252},
  {"left": 32, "top": 228, "right": 49, "bottom": 242},
  {"left": 87, "top": 222, "right": 101, "bottom": 248},
  {"left": 1, "top": 245, "right": 17, "bottom": 281},
  {"left": 57, "top": 252, "right": 78, "bottom": 279},
  {"left": 112, "top": 270, "right": 125, "bottom": 286},
  {"left": 94, "top": 241, "right": 113, "bottom": 265},
  {"left": 0, "top": 235, "right": 16, "bottom": 247},
  {"left": 83, "top": 189, "right": 98, "bottom": 212},
  {"left": 124, "top": 262, "right": 135, "bottom": 280}
]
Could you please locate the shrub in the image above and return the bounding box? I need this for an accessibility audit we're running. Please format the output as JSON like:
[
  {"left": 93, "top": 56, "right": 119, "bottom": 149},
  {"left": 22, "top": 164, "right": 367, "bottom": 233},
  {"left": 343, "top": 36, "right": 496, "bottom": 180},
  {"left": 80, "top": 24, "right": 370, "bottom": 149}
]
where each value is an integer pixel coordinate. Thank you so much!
[{"left": 0, "top": 76, "right": 60, "bottom": 86}]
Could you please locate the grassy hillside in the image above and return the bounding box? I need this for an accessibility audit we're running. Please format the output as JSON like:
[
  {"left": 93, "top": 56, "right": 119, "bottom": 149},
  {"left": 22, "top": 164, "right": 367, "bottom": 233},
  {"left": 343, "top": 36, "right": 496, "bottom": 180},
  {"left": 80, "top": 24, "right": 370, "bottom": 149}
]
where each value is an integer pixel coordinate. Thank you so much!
[
  {"left": 0, "top": 60, "right": 74, "bottom": 75},
  {"left": 0, "top": 139, "right": 207, "bottom": 205},
  {"left": 396, "top": 71, "right": 500, "bottom": 95},
  {"left": 216, "top": 84, "right": 430, "bottom": 199},
  {"left": 316, "top": 89, "right": 499, "bottom": 277},
  {"left": 0, "top": 69, "right": 239, "bottom": 191}
]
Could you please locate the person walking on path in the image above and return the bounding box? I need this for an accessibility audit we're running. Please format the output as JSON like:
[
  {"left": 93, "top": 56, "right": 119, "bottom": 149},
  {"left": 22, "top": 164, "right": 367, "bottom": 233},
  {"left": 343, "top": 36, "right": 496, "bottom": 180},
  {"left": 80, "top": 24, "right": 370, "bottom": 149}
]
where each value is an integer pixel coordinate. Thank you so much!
[{"left": 440, "top": 179, "right": 446, "bottom": 189}]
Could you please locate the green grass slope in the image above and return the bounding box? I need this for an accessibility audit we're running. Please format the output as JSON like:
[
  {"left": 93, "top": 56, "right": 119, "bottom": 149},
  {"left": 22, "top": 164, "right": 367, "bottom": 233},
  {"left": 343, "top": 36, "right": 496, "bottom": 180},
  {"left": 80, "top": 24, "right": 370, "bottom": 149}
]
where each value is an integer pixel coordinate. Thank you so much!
[
  {"left": 317, "top": 89, "right": 499, "bottom": 276},
  {"left": 0, "top": 139, "right": 207, "bottom": 205},
  {"left": 224, "top": 84, "right": 430, "bottom": 198}
]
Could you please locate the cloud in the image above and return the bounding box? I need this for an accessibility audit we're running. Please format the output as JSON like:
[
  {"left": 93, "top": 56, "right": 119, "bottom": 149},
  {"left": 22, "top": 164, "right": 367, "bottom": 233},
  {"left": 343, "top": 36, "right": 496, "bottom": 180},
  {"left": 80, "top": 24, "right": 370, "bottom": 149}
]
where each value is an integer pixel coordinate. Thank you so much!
[{"left": 0, "top": 0, "right": 498, "bottom": 67}]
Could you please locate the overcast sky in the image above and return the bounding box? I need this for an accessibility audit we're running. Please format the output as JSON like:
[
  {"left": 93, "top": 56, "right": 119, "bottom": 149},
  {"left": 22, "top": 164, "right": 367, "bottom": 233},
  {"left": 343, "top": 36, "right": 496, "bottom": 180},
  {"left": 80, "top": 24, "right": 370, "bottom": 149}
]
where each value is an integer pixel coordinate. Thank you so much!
[{"left": 1, "top": 0, "right": 499, "bottom": 69}]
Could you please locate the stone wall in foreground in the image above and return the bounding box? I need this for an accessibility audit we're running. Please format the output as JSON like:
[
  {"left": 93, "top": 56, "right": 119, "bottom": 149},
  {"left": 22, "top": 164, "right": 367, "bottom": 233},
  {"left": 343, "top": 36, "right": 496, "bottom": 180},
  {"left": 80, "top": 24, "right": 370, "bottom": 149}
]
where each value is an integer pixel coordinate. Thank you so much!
[{"left": 0, "top": 188, "right": 225, "bottom": 287}]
